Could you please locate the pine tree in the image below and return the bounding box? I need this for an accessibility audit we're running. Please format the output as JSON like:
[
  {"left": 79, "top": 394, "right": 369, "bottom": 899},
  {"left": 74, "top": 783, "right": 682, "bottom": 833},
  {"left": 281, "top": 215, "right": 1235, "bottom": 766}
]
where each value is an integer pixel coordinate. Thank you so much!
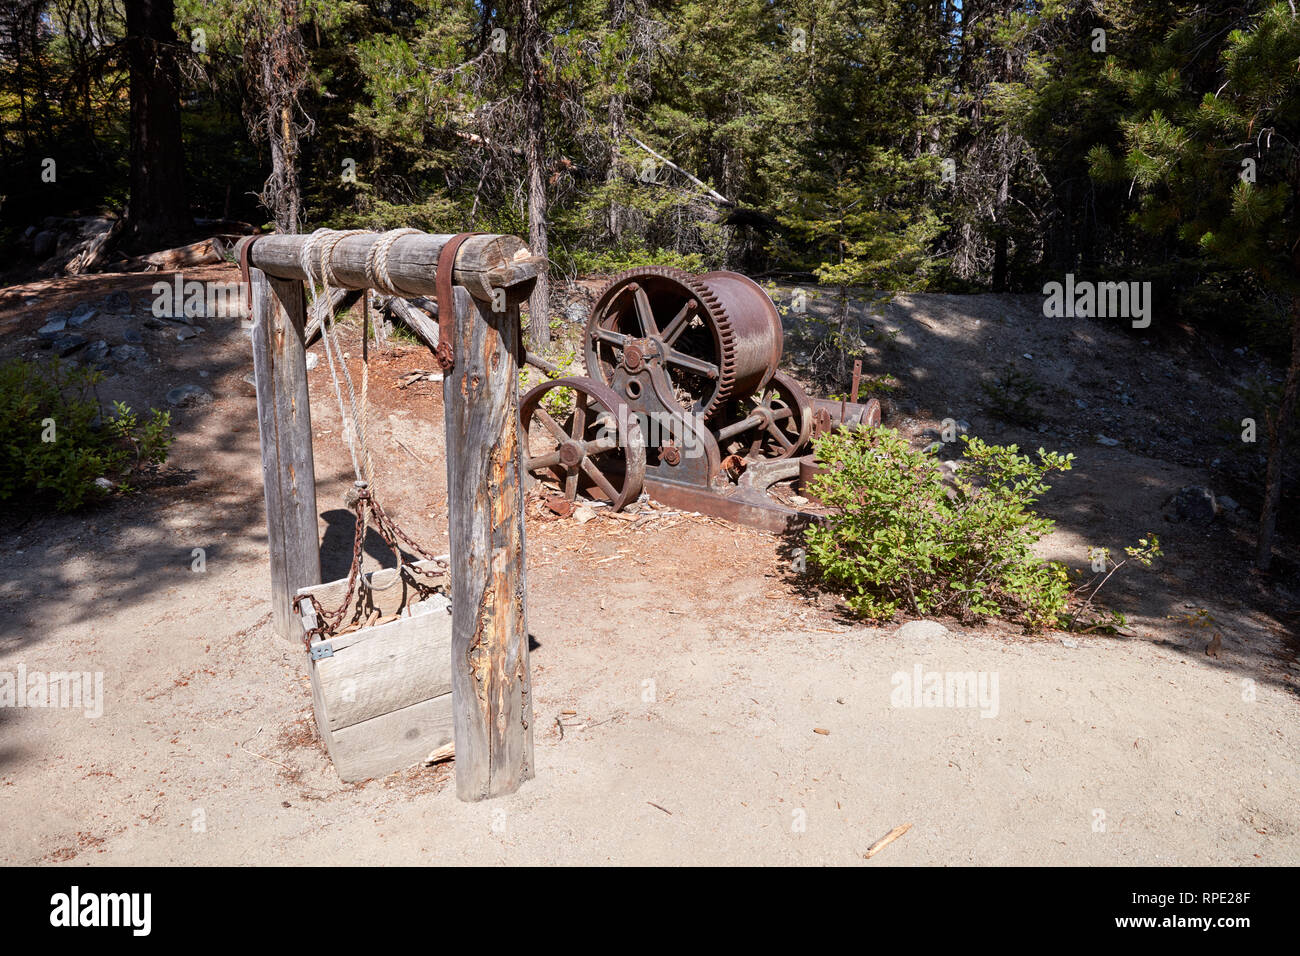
[{"left": 1090, "top": 2, "right": 1300, "bottom": 569}]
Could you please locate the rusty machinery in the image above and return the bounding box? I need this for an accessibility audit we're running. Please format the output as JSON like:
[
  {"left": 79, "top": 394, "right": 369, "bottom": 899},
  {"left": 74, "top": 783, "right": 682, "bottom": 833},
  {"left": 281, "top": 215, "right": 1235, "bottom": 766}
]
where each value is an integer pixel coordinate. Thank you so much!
[{"left": 520, "top": 266, "right": 881, "bottom": 531}]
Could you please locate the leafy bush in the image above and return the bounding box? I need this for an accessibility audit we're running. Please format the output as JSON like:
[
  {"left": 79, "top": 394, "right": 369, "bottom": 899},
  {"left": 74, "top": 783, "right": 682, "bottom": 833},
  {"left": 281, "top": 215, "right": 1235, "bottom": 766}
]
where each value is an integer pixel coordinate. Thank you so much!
[
  {"left": 804, "top": 428, "right": 1074, "bottom": 626},
  {"left": 0, "top": 358, "right": 173, "bottom": 511}
]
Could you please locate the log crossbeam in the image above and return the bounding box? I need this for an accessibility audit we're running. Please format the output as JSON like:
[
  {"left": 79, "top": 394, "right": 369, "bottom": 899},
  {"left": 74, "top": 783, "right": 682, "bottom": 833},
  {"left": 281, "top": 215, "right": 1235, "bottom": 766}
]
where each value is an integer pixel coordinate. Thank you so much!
[{"left": 236, "top": 232, "right": 541, "bottom": 305}]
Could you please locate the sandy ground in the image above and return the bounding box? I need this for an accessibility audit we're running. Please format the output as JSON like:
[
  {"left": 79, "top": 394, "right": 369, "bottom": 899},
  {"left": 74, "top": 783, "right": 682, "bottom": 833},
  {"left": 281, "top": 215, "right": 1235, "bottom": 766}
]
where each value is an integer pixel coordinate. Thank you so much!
[{"left": 0, "top": 267, "right": 1296, "bottom": 865}]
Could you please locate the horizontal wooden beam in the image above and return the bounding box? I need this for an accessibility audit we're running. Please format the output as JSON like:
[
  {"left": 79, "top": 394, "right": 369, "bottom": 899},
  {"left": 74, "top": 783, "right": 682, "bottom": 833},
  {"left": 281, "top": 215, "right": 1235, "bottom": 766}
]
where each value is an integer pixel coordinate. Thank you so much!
[{"left": 236, "top": 232, "right": 541, "bottom": 304}]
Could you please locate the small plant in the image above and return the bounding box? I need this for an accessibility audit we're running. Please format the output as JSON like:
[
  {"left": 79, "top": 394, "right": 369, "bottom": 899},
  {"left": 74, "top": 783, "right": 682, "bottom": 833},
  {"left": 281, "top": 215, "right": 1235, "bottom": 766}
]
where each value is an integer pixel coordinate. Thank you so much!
[
  {"left": 519, "top": 351, "right": 579, "bottom": 419},
  {"left": 804, "top": 428, "right": 1074, "bottom": 626},
  {"left": 0, "top": 357, "right": 174, "bottom": 512},
  {"left": 1065, "top": 537, "right": 1162, "bottom": 632},
  {"left": 830, "top": 373, "right": 899, "bottom": 402},
  {"left": 981, "top": 362, "right": 1042, "bottom": 426}
]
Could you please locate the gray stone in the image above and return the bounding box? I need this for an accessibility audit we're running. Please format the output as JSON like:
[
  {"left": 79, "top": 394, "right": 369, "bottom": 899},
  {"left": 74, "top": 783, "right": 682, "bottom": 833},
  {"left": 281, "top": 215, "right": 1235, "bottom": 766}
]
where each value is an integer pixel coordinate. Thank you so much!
[
  {"left": 895, "top": 620, "right": 950, "bottom": 641},
  {"left": 38, "top": 317, "right": 67, "bottom": 341},
  {"left": 1163, "top": 485, "right": 1216, "bottom": 524},
  {"left": 33, "top": 230, "right": 58, "bottom": 258},
  {"left": 51, "top": 332, "right": 87, "bottom": 356},
  {"left": 84, "top": 340, "right": 110, "bottom": 363},
  {"left": 563, "top": 302, "right": 587, "bottom": 324},
  {"left": 305, "top": 351, "right": 319, "bottom": 371},
  {"left": 1095, "top": 435, "right": 1120, "bottom": 447},
  {"left": 166, "top": 384, "right": 213, "bottom": 408},
  {"left": 1217, "top": 495, "right": 1239, "bottom": 513},
  {"left": 110, "top": 344, "right": 149, "bottom": 364},
  {"left": 101, "top": 290, "right": 131, "bottom": 313},
  {"left": 176, "top": 325, "right": 204, "bottom": 341},
  {"left": 93, "top": 477, "right": 115, "bottom": 492},
  {"left": 122, "top": 328, "right": 143, "bottom": 344},
  {"left": 67, "top": 304, "right": 98, "bottom": 328}
]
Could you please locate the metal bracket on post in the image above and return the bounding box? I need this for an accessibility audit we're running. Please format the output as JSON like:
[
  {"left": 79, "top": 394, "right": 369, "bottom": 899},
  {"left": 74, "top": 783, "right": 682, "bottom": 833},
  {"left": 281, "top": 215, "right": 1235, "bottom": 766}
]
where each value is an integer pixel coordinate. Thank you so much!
[{"left": 434, "top": 232, "right": 483, "bottom": 372}]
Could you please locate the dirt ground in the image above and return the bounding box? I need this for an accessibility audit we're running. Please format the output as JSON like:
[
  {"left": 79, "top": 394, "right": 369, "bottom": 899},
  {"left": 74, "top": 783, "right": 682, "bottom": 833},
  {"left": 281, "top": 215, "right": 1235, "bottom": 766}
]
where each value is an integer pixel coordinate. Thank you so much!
[{"left": 0, "top": 265, "right": 1296, "bottom": 865}]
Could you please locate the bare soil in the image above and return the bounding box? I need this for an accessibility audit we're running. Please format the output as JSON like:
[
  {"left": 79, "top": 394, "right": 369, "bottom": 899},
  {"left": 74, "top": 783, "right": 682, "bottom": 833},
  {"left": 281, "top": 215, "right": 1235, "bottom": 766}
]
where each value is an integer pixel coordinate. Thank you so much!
[{"left": 0, "top": 267, "right": 1296, "bottom": 865}]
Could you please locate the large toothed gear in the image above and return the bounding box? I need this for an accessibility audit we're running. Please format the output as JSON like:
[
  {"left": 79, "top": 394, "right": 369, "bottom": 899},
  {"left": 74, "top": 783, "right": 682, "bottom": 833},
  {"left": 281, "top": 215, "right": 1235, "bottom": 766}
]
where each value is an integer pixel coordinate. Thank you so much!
[{"left": 584, "top": 266, "right": 783, "bottom": 421}]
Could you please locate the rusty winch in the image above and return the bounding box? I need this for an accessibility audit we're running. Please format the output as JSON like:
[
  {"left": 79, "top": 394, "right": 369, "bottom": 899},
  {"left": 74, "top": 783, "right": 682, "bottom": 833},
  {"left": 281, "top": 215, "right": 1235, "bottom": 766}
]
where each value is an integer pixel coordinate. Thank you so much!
[{"left": 520, "top": 266, "right": 881, "bottom": 530}]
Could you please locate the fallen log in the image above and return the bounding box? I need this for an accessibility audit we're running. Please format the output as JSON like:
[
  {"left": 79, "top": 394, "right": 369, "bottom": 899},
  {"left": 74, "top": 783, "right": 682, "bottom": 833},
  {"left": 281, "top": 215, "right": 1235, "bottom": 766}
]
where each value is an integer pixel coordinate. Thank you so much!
[{"left": 305, "top": 287, "right": 364, "bottom": 344}]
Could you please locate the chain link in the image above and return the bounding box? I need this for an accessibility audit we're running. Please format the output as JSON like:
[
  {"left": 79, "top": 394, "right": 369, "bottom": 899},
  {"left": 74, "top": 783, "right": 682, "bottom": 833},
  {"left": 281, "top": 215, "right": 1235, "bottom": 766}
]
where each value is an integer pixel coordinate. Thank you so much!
[{"left": 298, "top": 486, "right": 449, "bottom": 649}]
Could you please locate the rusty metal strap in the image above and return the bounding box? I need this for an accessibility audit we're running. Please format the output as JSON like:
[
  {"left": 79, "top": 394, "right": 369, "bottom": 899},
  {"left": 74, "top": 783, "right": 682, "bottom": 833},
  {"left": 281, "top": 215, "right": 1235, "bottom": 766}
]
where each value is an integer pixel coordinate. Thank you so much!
[
  {"left": 435, "top": 232, "right": 483, "bottom": 372},
  {"left": 239, "top": 235, "right": 264, "bottom": 312}
]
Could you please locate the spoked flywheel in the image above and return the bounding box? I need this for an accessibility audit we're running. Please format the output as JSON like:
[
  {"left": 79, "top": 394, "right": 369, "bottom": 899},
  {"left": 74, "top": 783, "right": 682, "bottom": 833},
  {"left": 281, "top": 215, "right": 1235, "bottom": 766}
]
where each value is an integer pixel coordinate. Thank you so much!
[
  {"left": 584, "top": 267, "right": 783, "bottom": 421},
  {"left": 520, "top": 376, "right": 646, "bottom": 510}
]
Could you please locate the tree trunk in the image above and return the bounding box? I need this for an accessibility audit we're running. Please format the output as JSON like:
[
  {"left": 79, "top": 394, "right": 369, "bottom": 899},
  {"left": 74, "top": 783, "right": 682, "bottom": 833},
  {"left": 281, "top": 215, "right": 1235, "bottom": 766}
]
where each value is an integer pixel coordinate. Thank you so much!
[
  {"left": 607, "top": 0, "right": 628, "bottom": 244},
  {"left": 521, "top": 0, "right": 550, "bottom": 350},
  {"left": 1255, "top": 294, "right": 1300, "bottom": 570},
  {"left": 123, "top": 0, "right": 191, "bottom": 245},
  {"left": 256, "top": 18, "right": 306, "bottom": 235}
]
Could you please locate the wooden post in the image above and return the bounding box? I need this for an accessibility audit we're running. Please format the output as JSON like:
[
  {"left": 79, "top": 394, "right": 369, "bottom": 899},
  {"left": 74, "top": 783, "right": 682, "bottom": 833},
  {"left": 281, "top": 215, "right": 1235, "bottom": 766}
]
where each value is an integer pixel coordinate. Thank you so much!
[
  {"left": 249, "top": 268, "right": 322, "bottom": 642},
  {"left": 442, "top": 286, "right": 534, "bottom": 800}
]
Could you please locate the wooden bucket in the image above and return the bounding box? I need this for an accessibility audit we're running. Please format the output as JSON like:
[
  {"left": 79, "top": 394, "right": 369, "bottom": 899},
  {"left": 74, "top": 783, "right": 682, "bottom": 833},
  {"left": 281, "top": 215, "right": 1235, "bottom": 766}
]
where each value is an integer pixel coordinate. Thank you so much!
[{"left": 297, "top": 560, "right": 453, "bottom": 782}]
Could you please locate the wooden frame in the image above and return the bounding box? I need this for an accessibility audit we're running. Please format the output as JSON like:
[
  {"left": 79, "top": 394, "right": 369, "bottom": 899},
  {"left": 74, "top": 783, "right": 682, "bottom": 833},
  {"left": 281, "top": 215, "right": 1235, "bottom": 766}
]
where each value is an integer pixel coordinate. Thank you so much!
[{"left": 239, "top": 231, "right": 540, "bottom": 800}]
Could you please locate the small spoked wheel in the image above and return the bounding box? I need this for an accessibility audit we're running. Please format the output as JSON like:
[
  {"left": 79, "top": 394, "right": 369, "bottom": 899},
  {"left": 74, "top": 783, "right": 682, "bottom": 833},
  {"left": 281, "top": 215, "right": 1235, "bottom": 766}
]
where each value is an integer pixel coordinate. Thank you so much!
[
  {"left": 721, "top": 370, "right": 813, "bottom": 460},
  {"left": 520, "top": 376, "right": 646, "bottom": 510}
]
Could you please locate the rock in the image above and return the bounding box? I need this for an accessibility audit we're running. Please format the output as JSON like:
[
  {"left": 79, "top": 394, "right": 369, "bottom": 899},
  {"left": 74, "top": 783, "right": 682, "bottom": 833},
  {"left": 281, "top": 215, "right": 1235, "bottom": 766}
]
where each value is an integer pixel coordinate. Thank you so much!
[
  {"left": 563, "top": 301, "right": 587, "bottom": 324},
  {"left": 67, "top": 304, "right": 98, "bottom": 328},
  {"left": 166, "top": 384, "right": 214, "bottom": 408},
  {"left": 1163, "top": 485, "right": 1216, "bottom": 524},
  {"left": 305, "top": 351, "right": 319, "bottom": 371},
  {"left": 895, "top": 620, "right": 949, "bottom": 640},
  {"left": 176, "top": 325, "right": 204, "bottom": 341},
  {"left": 84, "top": 340, "right": 110, "bottom": 363},
  {"left": 33, "top": 230, "right": 59, "bottom": 258},
  {"left": 239, "top": 372, "right": 258, "bottom": 397},
  {"left": 101, "top": 290, "right": 131, "bottom": 313},
  {"left": 51, "top": 332, "right": 87, "bottom": 356},
  {"left": 1060, "top": 637, "right": 1079, "bottom": 649},
  {"left": 110, "top": 344, "right": 149, "bottom": 364},
  {"left": 122, "top": 328, "right": 143, "bottom": 344},
  {"left": 1217, "top": 495, "right": 1239, "bottom": 513},
  {"left": 921, "top": 428, "right": 941, "bottom": 441},
  {"left": 572, "top": 505, "right": 597, "bottom": 524},
  {"left": 93, "top": 477, "right": 115, "bottom": 492},
  {"left": 1095, "top": 435, "right": 1120, "bottom": 447},
  {"left": 37, "top": 317, "right": 67, "bottom": 341},
  {"left": 143, "top": 317, "right": 166, "bottom": 329}
]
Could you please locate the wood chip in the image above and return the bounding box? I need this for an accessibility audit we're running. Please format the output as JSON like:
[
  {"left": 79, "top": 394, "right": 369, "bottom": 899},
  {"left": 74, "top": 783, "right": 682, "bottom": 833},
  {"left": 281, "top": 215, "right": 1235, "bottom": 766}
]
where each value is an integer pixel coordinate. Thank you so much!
[
  {"left": 864, "top": 822, "right": 912, "bottom": 859},
  {"left": 813, "top": 727, "right": 830, "bottom": 735}
]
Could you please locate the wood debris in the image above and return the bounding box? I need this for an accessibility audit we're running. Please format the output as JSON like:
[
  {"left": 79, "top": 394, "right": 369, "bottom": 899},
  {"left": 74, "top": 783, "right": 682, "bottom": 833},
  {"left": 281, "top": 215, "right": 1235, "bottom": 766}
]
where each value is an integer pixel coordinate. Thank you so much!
[{"left": 864, "top": 822, "right": 913, "bottom": 860}]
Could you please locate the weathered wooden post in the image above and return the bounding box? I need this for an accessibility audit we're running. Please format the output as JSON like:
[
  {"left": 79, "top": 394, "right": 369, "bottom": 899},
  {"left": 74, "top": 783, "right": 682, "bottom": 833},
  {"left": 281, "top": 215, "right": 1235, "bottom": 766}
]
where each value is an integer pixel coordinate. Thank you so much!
[
  {"left": 442, "top": 286, "right": 534, "bottom": 800},
  {"left": 248, "top": 269, "right": 321, "bottom": 642},
  {"left": 238, "top": 231, "right": 540, "bottom": 800}
]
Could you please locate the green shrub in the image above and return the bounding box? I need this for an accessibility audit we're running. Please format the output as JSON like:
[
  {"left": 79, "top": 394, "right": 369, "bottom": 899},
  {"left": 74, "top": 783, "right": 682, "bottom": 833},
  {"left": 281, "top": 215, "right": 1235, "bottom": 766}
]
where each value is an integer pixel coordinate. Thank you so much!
[
  {"left": 804, "top": 428, "right": 1074, "bottom": 627},
  {"left": 0, "top": 358, "right": 173, "bottom": 512}
]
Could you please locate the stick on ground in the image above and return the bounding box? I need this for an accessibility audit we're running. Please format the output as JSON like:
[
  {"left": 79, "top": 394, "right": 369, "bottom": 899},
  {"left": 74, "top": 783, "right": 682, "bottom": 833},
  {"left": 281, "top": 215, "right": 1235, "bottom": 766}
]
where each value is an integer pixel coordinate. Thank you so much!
[{"left": 864, "top": 822, "right": 912, "bottom": 859}]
